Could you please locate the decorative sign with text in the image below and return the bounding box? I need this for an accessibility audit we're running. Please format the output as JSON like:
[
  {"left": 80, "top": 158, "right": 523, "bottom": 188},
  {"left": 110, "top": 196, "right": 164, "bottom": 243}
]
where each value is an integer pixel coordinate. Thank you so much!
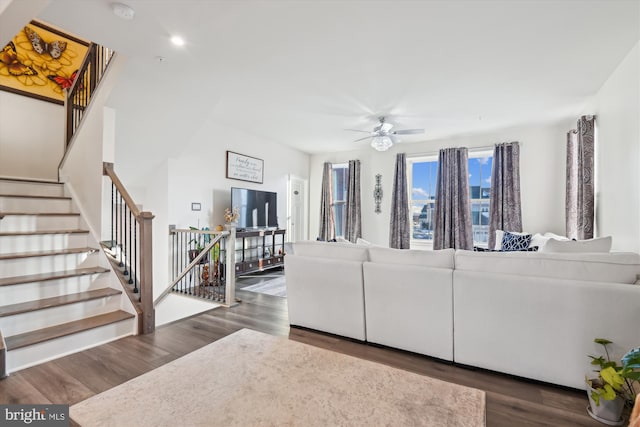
[{"left": 226, "top": 151, "right": 264, "bottom": 184}]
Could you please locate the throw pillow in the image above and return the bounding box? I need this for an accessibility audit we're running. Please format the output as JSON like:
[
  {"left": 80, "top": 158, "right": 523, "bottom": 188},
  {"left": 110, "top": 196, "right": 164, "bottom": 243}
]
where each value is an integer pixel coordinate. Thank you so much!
[
  {"left": 494, "top": 230, "right": 532, "bottom": 250},
  {"left": 540, "top": 236, "right": 612, "bottom": 253},
  {"left": 501, "top": 231, "right": 532, "bottom": 251},
  {"left": 356, "top": 237, "right": 372, "bottom": 246},
  {"left": 336, "top": 237, "right": 353, "bottom": 244},
  {"left": 474, "top": 246, "right": 496, "bottom": 252},
  {"left": 474, "top": 245, "right": 538, "bottom": 252}
]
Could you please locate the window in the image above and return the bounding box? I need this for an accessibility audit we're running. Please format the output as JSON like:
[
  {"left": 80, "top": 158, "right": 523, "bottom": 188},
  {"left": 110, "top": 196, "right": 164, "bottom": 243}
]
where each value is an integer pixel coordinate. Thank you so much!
[
  {"left": 332, "top": 163, "right": 349, "bottom": 237},
  {"left": 407, "top": 150, "right": 493, "bottom": 247}
]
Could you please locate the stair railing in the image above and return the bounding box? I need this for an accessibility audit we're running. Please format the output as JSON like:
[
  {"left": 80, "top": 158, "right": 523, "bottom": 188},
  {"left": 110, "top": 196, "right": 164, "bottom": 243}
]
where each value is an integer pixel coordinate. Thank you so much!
[
  {"left": 157, "top": 228, "right": 236, "bottom": 307},
  {"left": 66, "top": 43, "right": 115, "bottom": 147},
  {"left": 103, "top": 162, "right": 155, "bottom": 334}
]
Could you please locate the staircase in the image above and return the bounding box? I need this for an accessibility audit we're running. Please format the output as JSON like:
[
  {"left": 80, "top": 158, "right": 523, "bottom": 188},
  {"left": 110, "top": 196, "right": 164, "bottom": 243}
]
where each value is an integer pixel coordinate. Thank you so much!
[{"left": 0, "top": 178, "right": 136, "bottom": 375}]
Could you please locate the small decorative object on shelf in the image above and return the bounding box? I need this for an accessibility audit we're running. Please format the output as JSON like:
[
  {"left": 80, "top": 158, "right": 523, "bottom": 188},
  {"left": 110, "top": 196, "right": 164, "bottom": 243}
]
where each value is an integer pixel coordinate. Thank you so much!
[
  {"left": 224, "top": 206, "right": 240, "bottom": 229},
  {"left": 374, "top": 174, "right": 383, "bottom": 214}
]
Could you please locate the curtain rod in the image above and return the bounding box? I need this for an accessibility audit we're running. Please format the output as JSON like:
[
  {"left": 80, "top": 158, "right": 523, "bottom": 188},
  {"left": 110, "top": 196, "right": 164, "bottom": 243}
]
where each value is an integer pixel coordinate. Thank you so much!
[{"left": 407, "top": 144, "right": 498, "bottom": 158}]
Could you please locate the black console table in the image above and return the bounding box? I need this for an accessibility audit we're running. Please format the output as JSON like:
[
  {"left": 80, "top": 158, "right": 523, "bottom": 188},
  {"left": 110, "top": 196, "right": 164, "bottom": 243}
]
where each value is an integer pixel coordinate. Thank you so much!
[{"left": 234, "top": 229, "right": 285, "bottom": 276}]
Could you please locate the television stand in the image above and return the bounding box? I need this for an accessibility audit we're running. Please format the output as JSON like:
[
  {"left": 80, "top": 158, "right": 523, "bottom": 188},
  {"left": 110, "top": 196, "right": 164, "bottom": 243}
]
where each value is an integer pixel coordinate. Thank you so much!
[{"left": 234, "top": 229, "right": 286, "bottom": 277}]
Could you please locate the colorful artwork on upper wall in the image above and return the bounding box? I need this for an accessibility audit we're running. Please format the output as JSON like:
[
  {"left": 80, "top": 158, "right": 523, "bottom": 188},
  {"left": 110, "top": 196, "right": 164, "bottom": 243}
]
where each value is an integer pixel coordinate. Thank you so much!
[{"left": 0, "top": 21, "right": 89, "bottom": 105}]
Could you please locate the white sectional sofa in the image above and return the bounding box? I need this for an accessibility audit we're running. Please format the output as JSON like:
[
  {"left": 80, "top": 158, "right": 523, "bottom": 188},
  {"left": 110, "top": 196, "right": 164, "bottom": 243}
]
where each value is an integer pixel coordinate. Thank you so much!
[
  {"left": 285, "top": 241, "right": 369, "bottom": 340},
  {"left": 284, "top": 240, "right": 640, "bottom": 390},
  {"left": 454, "top": 250, "right": 640, "bottom": 389}
]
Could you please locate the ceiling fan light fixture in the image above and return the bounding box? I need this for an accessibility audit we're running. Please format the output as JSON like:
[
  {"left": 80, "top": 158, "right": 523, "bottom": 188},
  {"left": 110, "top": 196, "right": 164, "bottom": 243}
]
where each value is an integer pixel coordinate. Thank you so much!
[{"left": 371, "top": 136, "right": 393, "bottom": 151}]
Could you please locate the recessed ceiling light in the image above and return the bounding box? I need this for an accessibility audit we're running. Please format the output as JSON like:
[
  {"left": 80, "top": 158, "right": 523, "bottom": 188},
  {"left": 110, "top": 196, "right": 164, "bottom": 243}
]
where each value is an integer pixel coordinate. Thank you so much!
[
  {"left": 112, "top": 2, "right": 135, "bottom": 20},
  {"left": 170, "top": 36, "right": 185, "bottom": 47}
]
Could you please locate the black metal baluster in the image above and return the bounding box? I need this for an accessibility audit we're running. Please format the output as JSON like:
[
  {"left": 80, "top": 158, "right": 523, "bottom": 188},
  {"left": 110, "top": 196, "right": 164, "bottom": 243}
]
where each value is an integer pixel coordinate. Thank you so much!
[
  {"left": 123, "top": 206, "right": 129, "bottom": 277},
  {"left": 133, "top": 218, "right": 138, "bottom": 294},
  {"left": 133, "top": 219, "right": 137, "bottom": 289},
  {"left": 128, "top": 211, "right": 133, "bottom": 284},
  {"left": 111, "top": 182, "right": 115, "bottom": 249},
  {"left": 118, "top": 191, "right": 123, "bottom": 267}
]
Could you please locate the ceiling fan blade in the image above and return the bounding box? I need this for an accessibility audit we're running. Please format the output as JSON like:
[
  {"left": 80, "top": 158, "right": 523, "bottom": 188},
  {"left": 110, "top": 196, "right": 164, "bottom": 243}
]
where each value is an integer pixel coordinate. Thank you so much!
[
  {"left": 345, "top": 129, "right": 372, "bottom": 133},
  {"left": 353, "top": 135, "right": 373, "bottom": 142},
  {"left": 392, "top": 129, "right": 424, "bottom": 135}
]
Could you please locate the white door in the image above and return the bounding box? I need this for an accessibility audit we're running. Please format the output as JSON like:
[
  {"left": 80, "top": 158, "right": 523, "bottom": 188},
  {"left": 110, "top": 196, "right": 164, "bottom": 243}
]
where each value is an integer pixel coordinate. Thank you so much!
[{"left": 287, "top": 175, "right": 307, "bottom": 242}]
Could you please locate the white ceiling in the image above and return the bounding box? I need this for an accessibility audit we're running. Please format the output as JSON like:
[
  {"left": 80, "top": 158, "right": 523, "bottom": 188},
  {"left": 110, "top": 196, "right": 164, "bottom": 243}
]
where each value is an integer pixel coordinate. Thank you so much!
[{"left": 37, "top": 0, "right": 639, "bottom": 155}]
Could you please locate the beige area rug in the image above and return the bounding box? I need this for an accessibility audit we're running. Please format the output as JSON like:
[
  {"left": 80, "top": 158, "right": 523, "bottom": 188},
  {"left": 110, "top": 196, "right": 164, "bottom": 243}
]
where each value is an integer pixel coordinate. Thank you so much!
[{"left": 70, "top": 329, "right": 485, "bottom": 426}]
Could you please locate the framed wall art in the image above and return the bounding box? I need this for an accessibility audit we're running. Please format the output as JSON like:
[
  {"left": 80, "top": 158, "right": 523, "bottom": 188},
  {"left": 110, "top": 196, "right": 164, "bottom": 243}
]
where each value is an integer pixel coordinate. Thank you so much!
[
  {"left": 226, "top": 151, "right": 264, "bottom": 184},
  {"left": 0, "top": 20, "right": 90, "bottom": 105}
]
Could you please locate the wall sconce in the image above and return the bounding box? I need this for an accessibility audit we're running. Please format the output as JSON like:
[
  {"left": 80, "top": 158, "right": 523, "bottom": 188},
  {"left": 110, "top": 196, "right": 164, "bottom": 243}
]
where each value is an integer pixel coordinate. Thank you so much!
[{"left": 374, "top": 174, "right": 383, "bottom": 214}]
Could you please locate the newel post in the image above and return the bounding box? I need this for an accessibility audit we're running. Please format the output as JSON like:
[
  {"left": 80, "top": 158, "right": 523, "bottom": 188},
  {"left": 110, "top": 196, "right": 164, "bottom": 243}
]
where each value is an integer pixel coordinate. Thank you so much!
[
  {"left": 139, "top": 211, "right": 155, "bottom": 334},
  {"left": 225, "top": 227, "right": 236, "bottom": 307}
]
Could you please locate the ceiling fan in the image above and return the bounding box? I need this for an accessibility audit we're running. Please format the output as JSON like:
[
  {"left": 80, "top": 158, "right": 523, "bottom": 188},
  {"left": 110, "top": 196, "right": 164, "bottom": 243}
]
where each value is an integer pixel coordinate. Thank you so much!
[{"left": 346, "top": 116, "right": 424, "bottom": 151}]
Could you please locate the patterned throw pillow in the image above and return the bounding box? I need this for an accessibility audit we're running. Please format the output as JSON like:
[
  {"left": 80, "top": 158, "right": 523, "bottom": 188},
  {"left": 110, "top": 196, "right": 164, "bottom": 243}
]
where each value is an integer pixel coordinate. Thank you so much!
[
  {"left": 500, "top": 231, "right": 532, "bottom": 251},
  {"left": 473, "top": 245, "right": 539, "bottom": 252}
]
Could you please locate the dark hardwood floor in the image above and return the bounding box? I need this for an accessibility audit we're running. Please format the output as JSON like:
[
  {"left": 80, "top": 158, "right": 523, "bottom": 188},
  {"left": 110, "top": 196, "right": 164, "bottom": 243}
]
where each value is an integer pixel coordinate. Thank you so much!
[{"left": 0, "top": 286, "right": 601, "bottom": 426}]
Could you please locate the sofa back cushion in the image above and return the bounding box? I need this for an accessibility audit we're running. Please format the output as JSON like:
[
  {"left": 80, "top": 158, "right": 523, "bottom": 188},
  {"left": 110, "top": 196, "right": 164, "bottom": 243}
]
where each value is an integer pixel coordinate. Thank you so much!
[
  {"left": 368, "top": 247, "right": 455, "bottom": 269},
  {"left": 454, "top": 250, "right": 640, "bottom": 284},
  {"left": 293, "top": 240, "right": 369, "bottom": 262}
]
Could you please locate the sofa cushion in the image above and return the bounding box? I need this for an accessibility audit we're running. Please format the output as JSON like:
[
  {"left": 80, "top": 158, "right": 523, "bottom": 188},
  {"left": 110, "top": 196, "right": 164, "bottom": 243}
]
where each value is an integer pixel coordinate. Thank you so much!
[
  {"left": 455, "top": 250, "right": 640, "bottom": 284},
  {"left": 540, "top": 236, "right": 612, "bottom": 253},
  {"left": 368, "top": 247, "right": 455, "bottom": 269},
  {"left": 293, "top": 240, "right": 369, "bottom": 262},
  {"left": 501, "top": 231, "right": 532, "bottom": 251}
]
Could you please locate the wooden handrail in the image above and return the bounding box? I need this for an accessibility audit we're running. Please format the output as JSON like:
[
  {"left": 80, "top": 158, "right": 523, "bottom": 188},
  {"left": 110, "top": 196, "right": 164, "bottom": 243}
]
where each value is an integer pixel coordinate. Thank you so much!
[
  {"left": 103, "top": 162, "right": 141, "bottom": 217},
  {"left": 103, "top": 162, "right": 154, "bottom": 334}
]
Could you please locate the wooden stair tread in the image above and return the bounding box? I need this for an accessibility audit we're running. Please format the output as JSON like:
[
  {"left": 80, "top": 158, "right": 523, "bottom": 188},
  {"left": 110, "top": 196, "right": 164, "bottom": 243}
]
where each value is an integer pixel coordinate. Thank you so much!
[
  {"left": 0, "top": 267, "right": 109, "bottom": 287},
  {"left": 0, "top": 288, "right": 122, "bottom": 317},
  {"left": 0, "top": 178, "right": 62, "bottom": 185},
  {"left": 0, "top": 194, "right": 71, "bottom": 200},
  {"left": 0, "top": 247, "right": 97, "bottom": 260},
  {"left": 4, "top": 310, "right": 134, "bottom": 351},
  {"left": 0, "top": 212, "right": 80, "bottom": 216},
  {"left": 0, "top": 229, "right": 88, "bottom": 236}
]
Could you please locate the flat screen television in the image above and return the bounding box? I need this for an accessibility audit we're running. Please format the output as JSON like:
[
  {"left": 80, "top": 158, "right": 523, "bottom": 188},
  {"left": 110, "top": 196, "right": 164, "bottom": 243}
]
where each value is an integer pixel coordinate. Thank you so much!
[{"left": 231, "top": 187, "right": 278, "bottom": 229}]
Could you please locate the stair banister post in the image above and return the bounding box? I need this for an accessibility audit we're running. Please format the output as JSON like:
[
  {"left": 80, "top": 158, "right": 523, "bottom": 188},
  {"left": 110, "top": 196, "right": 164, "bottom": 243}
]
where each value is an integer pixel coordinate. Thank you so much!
[
  {"left": 225, "top": 227, "right": 236, "bottom": 307},
  {"left": 139, "top": 211, "right": 155, "bottom": 334}
]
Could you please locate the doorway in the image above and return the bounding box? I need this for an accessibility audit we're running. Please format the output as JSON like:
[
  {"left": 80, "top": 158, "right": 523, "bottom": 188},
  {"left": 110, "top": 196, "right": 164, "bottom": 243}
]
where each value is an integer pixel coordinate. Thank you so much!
[{"left": 287, "top": 175, "right": 308, "bottom": 242}]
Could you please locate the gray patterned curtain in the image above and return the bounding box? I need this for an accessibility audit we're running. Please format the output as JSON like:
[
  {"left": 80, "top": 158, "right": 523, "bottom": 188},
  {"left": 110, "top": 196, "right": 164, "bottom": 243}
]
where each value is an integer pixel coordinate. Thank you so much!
[
  {"left": 566, "top": 115, "right": 595, "bottom": 239},
  {"left": 344, "top": 160, "right": 362, "bottom": 243},
  {"left": 389, "top": 153, "right": 410, "bottom": 249},
  {"left": 488, "top": 142, "right": 522, "bottom": 249},
  {"left": 433, "top": 147, "right": 473, "bottom": 250},
  {"left": 318, "top": 162, "right": 335, "bottom": 241}
]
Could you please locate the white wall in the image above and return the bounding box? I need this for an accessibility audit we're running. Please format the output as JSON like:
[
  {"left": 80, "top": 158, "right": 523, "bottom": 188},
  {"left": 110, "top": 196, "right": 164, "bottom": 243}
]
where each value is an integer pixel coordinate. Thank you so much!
[
  {"left": 310, "top": 120, "right": 574, "bottom": 247},
  {"left": 167, "top": 121, "right": 310, "bottom": 232},
  {"left": 0, "top": 91, "right": 64, "bottom": 180},
  {"left": 592, "top": 41, "right": 640, "bottom": 252}
]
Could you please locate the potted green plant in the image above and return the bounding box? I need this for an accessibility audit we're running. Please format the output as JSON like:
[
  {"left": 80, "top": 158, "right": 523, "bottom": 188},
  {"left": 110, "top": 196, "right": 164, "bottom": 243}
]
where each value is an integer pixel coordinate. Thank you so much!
[
  {"left": 586, "top": 338, "right": 640, "bottom": 425},
  {"left": 188, "top": 226, "right": 211, "bottom": 263}
]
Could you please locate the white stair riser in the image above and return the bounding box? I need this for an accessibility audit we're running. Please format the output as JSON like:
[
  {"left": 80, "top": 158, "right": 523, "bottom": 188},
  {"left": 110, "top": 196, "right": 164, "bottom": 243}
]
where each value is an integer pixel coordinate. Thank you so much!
[
  {"left": 0, "top": 295, "right": 122, "bottom": 336},
  {"left": 0, "top": 234, "right": 89, "bottom": 254},
  {"left": 6, "top": 318, "right": 135, "bottom": 373},
  {"left": 1, "top": 274, "right": 111, "bottom": 306},
  {"left": 0, "top": 181, "right": 65, "bottom": 198},
  {"left": 0, "top": 197, "right": 75, "bottom": 214},
  {"left": 0, "top": 252, "right": 98, "bottom": 278},
  {"left": 0, "top": 215, "right": 81, "bottom": 232}
]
